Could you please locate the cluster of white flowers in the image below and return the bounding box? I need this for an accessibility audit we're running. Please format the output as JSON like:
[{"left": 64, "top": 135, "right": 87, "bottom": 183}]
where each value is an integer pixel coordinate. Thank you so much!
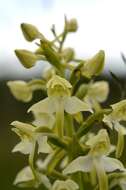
[{"left": 8, "top": 18, "right": 126, "bottom": 190}]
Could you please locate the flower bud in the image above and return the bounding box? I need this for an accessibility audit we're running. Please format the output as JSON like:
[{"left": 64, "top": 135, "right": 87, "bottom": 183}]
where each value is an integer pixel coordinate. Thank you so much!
[
  {"left": 7, "top": 81, "right": 32, "bottom": 102},
  {"left": 62, "top": 48, "right": 75, "bottom": 62},
  {"left": 81, "top": 50, "right": 105, "bottom": 78},
  {"left": 66, "top": 18, "right": 78, "bottom": 32},
  {"left": 15, "top": 49, "right": 38, "bottom": 68},
  {"left": 21, "top": 23, "right": 41, "bottom": 41},
  {"left": 87, "top": 81, "right": 109, "bottom": 103}
]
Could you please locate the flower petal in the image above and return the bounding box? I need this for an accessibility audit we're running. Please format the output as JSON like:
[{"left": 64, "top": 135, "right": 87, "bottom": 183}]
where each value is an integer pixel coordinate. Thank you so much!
[
  {"left": 87, "top": 81, "right": 109, "bottom": 103},
  {"left": 32, "top": 112, "right": 55, "bottom": 128},
  {"left": 101, "top": 156, "right": 124, "bottom": 172},
  {"left": 14, "top": 166, "right": 51, "bottom": 188},
  {"left": 64, "top": 96, "right": 92, "bottom": 114},
  {"left": 7, "top": 80, "right": 32, "bottom": 102},
  {"left": 52, "top": 179, "right": 79, "bottom": 190},
  {"left": 28, "top": 97, "right": 57, "bottom": 114},
  {"left": 14, "top": 166, "right": 34, "bottom": 185},
  {"left": 37, "top": 135, "right": 52, "bottom": 154},
  {"left": 63, "top": 155, "right": 92, "bottom": 175},
  {"left": 12, "top": 140, "right": 33, "bottom": 154}
]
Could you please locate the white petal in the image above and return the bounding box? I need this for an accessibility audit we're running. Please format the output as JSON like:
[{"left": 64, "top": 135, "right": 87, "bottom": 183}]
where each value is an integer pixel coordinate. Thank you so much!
[
  {"left": 37, "top": 135, "right": 52, "bottom": 154},
  {"left": 63, "top": 155, "right": 92, "bottom": 175},
  {"left": 38, "top": 173, "right": 51, "bottom": 189},
  {"left": 12, "top": 140, "right": 33, "bottom": 154},
  {"left": 64, "top": 96, "right": 92, "bottom": 114},
  {"left": 14, "top": 166, "right": 34, "bottom": 185},
  {"left": 33, "top": 112, "right": 55, "bottom": 128},
  {"left": 102, "top": 156, "right": 124, "bottom": 172},
  {"left": 28, "top": 97, "right": 57, "bottom": 114},
  {"left": 114, "top": 122, "right": 126, "bottom": 135},
  {"left": 52, "top": 179, "right": 79, "bottom": 190}
]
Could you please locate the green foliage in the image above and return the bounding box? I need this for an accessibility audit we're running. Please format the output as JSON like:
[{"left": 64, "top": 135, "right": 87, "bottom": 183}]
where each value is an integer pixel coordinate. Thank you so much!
[{"left": 7, "top": 17, "right": 126, "bottom": 190}]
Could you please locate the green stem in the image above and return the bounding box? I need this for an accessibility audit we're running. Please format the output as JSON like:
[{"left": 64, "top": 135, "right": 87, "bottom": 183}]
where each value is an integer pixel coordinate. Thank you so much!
[
  {"left": 51, "top": 170, "right": 68, "bottom": 180},
  {"left": 47, "top": 148, "right": 66, "bottom": 174},
  {"left": 116, "top": 128, "right": 124, "bottom": 158},
  {"left": 59, "top": 30, "right": 67, "bottom": 52},
  {"left": 77, "top": 109, "right": 111, "bottom": 138},
  {"left": 56, "top": 100, "right": 64, "bottom": 138},
  {"left": 51, "top": 33, "right": 63, "bottom": 43},
  {"left": 78, "top": 172, "right": 85, "bottom": 190}
]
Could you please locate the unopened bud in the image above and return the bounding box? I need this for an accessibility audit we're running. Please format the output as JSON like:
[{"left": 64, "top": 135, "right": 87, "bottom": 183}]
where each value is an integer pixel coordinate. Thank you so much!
[
  {"left": 66, "top": 18, "right": 78, "bottom": 32},
  {"left": 81, "top": 50, "right": 105, "bottom": 78},
  {"left": 62, "top": 48, "right": 75, "bottom": 62},
  {"left": 21, "top": 23, "right": 41, "bottom": 41},
  {"left": 15, "top": 49, "right": 38, "bottom": 68}
]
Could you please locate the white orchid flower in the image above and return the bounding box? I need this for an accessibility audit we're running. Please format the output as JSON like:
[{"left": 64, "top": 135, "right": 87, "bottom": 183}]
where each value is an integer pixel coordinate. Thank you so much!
[
  {"left": 63, "top": 129, "right": 124, "bottom": 190},
  {"left": 11, "top": 121, "right": 52, "bottom": 155},
  {"left": 14, "top": 165, "right": 51, "bottom": 189},
  {"left": 103, "top": 100, "right": 126, "bottom": 158},
  {"left": 84, "top": 81, "right": 109, "bottom": 111},
  {"left": 28, "top": 75, "right": 92, "bottom": 137}
]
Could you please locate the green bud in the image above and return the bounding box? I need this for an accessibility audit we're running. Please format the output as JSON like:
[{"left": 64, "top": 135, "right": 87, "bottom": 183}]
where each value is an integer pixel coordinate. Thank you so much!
[
  {"left": 66, "top": 18, "right": 78, "bottom": 32},
  {"left": 81, "top": 50, "right": 105, "bottom": 78},
  {"left": 21, "top": 23, "right": 41, "bottom": 41},
  {"left": 15, "top": 49, "right": 38, "bottom": 68},
  {"left": 7, "top": 81, "right": 32, "bottom": 102},
  {"left": 62, "top": 48, "right": 75, "bottom": 62}
]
